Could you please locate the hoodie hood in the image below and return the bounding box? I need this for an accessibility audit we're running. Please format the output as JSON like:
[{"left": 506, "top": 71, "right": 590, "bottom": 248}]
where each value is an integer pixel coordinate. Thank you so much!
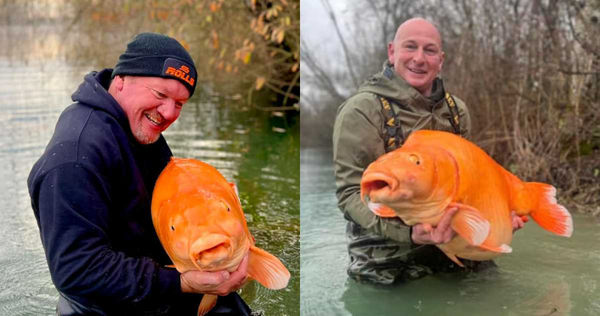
[
  {"left": 357, "top": 61, "right": 446, "bottom": 111},
  {"left": 71, "top": 69, "right": 129, "bottom": 129}
]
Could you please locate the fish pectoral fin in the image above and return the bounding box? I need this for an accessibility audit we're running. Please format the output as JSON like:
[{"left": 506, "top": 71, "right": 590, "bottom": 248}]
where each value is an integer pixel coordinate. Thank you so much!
[
  {"left": 449, "top": 202, "right": 490, "bottom": 246},
  {"left": 478, "top": 241, "right": 512, "bottom": 253},
  {"left": 198, "top": 294, "right": 217, "bottom": 316},
  {"left": 248, "top": 246, "right": 290, "bottom": 290},
  {"left": 368, "top": 202, "right": 397, "bottom": 217}
]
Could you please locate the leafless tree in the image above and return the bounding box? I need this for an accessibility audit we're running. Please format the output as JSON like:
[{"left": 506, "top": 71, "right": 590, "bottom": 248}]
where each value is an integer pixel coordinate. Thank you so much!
[{"left": 301, "top": 0, "right": 599, "bottom": 209}]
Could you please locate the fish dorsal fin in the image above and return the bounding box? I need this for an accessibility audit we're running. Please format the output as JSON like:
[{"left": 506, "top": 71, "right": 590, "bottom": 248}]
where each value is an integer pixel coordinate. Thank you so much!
[
  {"left": 367, "top": 202, "right": 397, "bottom": 217},
  {"left": 247, "top": 246, "right": 290, "bottom": 290}
]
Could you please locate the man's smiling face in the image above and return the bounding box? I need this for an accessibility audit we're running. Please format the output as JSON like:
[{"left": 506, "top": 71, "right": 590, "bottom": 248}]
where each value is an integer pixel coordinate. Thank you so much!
[
  {"left": 388, "top": 18, "right": 445, "bottom": 97},
  {"left": 113, "top": 76, "right": 189, "bottom": 144}
]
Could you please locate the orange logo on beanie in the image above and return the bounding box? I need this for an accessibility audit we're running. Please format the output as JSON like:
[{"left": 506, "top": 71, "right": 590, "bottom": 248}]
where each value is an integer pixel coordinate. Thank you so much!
[
  {"left": 162, "top": 58, "right": 196, "bottom": 88},
  {"left": 165, "top": 65, "right": 195, "bottom": 86}
]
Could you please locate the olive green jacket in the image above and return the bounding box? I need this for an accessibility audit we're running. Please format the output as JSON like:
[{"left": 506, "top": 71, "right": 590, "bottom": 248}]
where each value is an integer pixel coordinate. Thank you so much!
[{"left": 333, "top": 61, "right": 471, "bottom": 243}]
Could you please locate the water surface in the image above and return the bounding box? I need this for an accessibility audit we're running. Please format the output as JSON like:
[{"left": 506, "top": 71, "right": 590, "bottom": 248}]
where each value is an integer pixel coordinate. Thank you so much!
[{"left": 300, "top": 147, "right": 600, "bottom": 316}]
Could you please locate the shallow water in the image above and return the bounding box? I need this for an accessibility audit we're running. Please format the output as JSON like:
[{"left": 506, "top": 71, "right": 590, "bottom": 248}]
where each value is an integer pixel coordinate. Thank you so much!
[
  {"left": 0, "top": 27, "right": 298, "bottom": 316},
  {"left": 300, "top": 147, "right": 600, "bottom": 316}
]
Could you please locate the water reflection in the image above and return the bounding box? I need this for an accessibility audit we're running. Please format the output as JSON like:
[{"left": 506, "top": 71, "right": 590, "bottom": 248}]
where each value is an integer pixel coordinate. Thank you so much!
[{"left": 515, "top": 280, "right": 571, "bottom": 316}]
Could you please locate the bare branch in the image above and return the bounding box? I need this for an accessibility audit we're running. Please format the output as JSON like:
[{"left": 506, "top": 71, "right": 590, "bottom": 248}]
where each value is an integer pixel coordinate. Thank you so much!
[{"left": 320, "top": 0, "right": 360, "bottom": 88}]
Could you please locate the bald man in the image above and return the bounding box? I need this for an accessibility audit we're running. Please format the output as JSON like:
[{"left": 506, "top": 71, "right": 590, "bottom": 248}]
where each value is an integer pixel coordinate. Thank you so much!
[
  {"left": 387, "top": 18, "right": 445, "bottom": 97},
  {"left": 333, "top": 18, "right": 484, "bottom": 284}
]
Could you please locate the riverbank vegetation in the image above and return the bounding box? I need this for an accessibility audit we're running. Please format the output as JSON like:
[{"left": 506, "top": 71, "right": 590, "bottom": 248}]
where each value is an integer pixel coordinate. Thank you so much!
[
  {"left": 302, "top": 0, "right": 599, "bottom": 215},
  {"left": 0, "top": 0, "right": 299, "bottom": 110},
  {"left": 79, "top": 0, "right": 298, "bottom": 109}
]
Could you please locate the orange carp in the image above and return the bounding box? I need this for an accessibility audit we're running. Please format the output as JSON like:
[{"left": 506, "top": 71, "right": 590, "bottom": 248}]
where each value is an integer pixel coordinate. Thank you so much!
[
  {"left": 152, "top": 157, "right": 290, "bottom": 315},
  {"left": 360, "top": 130, "right": 572, "bottom": 266}
]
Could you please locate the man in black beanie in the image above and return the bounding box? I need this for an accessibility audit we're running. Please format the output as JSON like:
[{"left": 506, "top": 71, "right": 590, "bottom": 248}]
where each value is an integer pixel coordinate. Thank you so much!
[{"left": 28, "top": 33, "right": 252, "bottom": 315}]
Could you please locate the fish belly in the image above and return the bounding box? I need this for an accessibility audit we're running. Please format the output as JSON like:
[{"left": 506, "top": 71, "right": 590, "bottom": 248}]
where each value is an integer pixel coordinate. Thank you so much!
[
  {"left": 439, "top": 238, "right": 502, "bottom": 261},
  {"left": 450, "top": 161, "right": 514, "bottom": 261},
  {"left": 439, "top": 212, "right": 514, "bottom": 262}
]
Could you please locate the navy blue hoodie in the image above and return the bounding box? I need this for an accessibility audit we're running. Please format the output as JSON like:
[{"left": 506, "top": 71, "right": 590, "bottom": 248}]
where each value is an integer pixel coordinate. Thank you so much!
[{"left": 27, "top": 69, "right": 202, "bottom": 314}]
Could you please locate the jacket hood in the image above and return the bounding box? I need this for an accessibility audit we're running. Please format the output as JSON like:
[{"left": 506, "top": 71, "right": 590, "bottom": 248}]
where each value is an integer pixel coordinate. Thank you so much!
[
  {"left": 71, "top": 69, "right": 129, "bottom": 128},
  {"left": 357, "top": 61, "right": 445, "bottom": 110}
]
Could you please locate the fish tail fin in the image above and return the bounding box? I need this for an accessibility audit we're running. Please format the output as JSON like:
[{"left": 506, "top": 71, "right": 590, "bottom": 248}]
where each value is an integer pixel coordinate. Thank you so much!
[
  {"left": 248, "top": 246, "right": 290, "bottom": 290},
  {"left": 521, "top": 182, "right": 573, "bottom": 237},
  {"left": 198, "top": 294, "right": 217, "bottom": 316},
  {"left": 449, "top": 202, "right": 490, "bottom": 246}
]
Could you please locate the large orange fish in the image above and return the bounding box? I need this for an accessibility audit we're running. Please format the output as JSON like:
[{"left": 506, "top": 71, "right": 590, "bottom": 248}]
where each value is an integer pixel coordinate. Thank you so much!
[
  {"left": 152, "top": 157, "right": 290, "bottom": 315},
  {"left": 360, "top": 130, "right": 572, "bottom": 266}
]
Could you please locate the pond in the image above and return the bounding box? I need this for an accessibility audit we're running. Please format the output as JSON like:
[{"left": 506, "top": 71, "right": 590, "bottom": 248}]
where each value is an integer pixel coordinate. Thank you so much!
[
  {"left": 300, "top": 147, "right": 600, "bottom": 316},
  {"left": 0, "top": 24, "right": 299, "bottom": 315}
]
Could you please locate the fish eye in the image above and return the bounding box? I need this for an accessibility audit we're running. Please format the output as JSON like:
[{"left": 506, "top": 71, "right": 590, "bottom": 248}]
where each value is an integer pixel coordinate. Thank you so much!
[
  {"left": 170, "top": 225, "right": 175, "bottom": 231},
  {"left": 408, "top": 154, "right": 421, "bottom": 165},
  {"left": 218, "top": 201, "right": 231, "bottom": 212}
]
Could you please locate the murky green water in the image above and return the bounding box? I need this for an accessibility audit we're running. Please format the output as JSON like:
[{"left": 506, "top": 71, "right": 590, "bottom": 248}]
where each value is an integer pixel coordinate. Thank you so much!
[
  {"left": 166, "top": 95, "right": 299, "bottom": 315},
  {"left": 0, "top": 24, "right": 298, "bottom": 315},
  {"left": 301, "top": 147, "right": 600, "bottom": 316}
]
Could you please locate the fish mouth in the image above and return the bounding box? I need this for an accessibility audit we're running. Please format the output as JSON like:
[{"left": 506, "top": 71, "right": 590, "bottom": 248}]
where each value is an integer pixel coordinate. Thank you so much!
[
  {"left": 361, "top": 172, "right": 413, "bottom": 204},
  {"left": 361, "top": 172, "right": 397, "bottom": 202},
  {"left": 189, "top": 234, "right": 232, "bottom": 270}
]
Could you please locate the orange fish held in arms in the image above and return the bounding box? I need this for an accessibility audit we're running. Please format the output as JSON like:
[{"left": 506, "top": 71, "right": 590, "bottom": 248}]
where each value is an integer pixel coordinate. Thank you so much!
[
  {"left": 152, "top": 158, "right": 290, "bottom": 315},
  {"left": 360, "top": 130, "right": 573, "bottom": 266}
]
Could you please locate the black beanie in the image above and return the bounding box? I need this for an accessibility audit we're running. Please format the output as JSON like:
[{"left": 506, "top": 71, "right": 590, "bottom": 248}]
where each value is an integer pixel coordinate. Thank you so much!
[{"left": 112, "top": 32, "right": 197, "bottom": 98}]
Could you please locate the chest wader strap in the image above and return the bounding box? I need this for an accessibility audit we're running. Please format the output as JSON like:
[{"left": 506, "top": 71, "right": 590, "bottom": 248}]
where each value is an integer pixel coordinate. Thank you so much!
[
  {"left": 378, "top": 93, "right": 461, "bottom": 153},
  {"left": 444, "top": 92, "right": 461, "bottom": 135},
  {"left": 377, "top": 96, "right": 404, "bottom": 153}
]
